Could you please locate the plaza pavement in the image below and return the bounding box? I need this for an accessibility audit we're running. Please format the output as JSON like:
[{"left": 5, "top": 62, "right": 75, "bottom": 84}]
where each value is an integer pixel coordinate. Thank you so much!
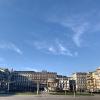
[{"left": 0, "top": 95, "right": 100, "bottom": 100}]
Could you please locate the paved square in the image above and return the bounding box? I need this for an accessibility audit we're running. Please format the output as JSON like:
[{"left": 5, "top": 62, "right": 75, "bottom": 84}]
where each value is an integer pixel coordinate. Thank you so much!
[{"left": 0, "top": 95, "right": 100, "bottom": 100}]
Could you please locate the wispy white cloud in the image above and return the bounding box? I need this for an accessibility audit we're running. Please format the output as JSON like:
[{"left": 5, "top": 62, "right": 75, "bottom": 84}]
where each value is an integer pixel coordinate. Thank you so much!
[
  {"left": 47, "top": 12, "right": 97, "bottom": 47},
  {"left": 0, "top": 41, "right": 23, "bottom": 55},
  {"left": 56, "top": 17, "right": 90, "bottom": 47},
  {"left": 32, "top": 40, "right": 77, "bottom": 57},
  {"left": 48, "top": 46, "right": 56, "bottom": 54},
  {"left": 56, "top": 40, "right": 73, "bottom": 56},
  {"left": 9, "top": 43, "right": 23, "bottom": 55},
  {"left": 30, "top": 13, "right": 93, "bottom": 56},
  {"left": 72, "top": 22, "right": 89, "bottom": 47}
]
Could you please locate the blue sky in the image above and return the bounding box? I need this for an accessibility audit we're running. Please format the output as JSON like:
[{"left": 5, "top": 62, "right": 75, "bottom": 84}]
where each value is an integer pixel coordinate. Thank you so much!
[{"left": 0, "top": 0, "right": 100, "bottom": 76}]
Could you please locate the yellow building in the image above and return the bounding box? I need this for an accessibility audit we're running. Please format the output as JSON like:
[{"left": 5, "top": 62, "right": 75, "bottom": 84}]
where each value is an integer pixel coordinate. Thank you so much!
[
  {"left": 87, "top": 72, "right": 96, "bottom": 92},
  {"left": 93, "top": 68, "right": 100, "bottom": 92},
  {"left": 87, "top": 68, "right": 100, "bottom": 92}
]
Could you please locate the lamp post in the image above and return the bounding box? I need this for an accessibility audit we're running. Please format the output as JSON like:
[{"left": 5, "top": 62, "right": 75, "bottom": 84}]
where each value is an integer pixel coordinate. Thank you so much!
[
  {"left": 73, "top": 84, "right": 75, "bottom": 97},
  {"left": 7, "top": 72, "right": 11, "bottom": 93},
  {"left": 47, "top": 80, "right": 49, "bottom": 93},
  {"left": 7, "top": 70, "right": 13, "bottom": 93},
  {"left": 37, "top": 81, "right": 39, "bottom": 95},
  {"left": 7, "top": 82, "right": 9, "bottom": 92}
]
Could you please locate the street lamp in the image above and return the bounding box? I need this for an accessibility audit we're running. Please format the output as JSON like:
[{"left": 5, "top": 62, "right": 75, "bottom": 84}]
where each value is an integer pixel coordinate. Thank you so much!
[
  {"left": 37, "top": 80, "right": 39, "bottom": 95},
  {"left": 73, "top": 84, "right": 76, "bottom": 97}
]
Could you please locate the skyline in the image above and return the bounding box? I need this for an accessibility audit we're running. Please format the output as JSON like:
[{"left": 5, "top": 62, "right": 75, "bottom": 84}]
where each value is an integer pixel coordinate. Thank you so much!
[{"left": 0, "top": 0, "right": 100, "bottom": 75}]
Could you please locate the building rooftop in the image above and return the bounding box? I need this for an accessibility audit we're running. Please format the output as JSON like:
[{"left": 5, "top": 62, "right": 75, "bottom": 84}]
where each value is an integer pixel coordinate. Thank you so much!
[
  {"left": 73, "top": 72, "right": 87, "bottom": 74},
  {"left": 0, "top": 67, "right": 9, "bottom": 72}
]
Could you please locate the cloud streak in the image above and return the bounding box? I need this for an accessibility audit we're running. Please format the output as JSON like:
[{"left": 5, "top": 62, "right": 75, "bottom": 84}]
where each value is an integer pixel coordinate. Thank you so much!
[
  {"left": 47, "top": 11, "right": 100, "bottom": 47},
  {"left": 57, "top": 18, "right": 89, "bottom": 47},
  {"left": 10, "top": 43, "right": 23, "bottom": 55},
  {"left": 0, "top": 41, "right": 23, "bottom": 55},
  {"left": 32, "top": 40, "right": 77, "bottom": 57},
  {"left": 72, "top": 22, "right": 89, "bottom": 47}
]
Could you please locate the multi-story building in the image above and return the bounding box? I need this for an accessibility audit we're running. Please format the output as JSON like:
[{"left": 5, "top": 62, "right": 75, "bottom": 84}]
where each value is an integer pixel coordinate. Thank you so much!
[
  {"left": 0, "top": 68, "right": 10, "bottom": 92},
  {"left": 10, "top": 71, "right": 36, "bottom": 92},
  {"left": 47, "top": 78, "right": 59, "bottom": 92},
  {"left": 87, "top": 68, "right": 100, "bottom": 92},
  {"left": 57, "top": 75, "right": 68, "bottom": 91},
  {"left": 56, "top": 76, "right": 76, "bottom": 92},
  {"left": 87, "top": 72, "right": 96, "bottom": 92},
  {"left": 93, "top": 68, "right": 100, "bottom": 92},
  {"left": 72, "top": 72, "right": 87, "bottom": 92},
  {"left": 10, "top": 70, "right": 57, "bottom": 92},
  {"left": 68, "top": 77, "right": 76, "bottom": 92}
]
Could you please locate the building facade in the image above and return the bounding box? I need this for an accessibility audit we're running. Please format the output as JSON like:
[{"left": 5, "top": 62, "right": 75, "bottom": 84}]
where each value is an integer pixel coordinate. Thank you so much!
[
  {"left": 47, "top": 78, "right": 59, "bottom": 92},
  {"left": 93, "top": 68, "right": 100, "bottom": 92},
  {"left": 3, "top": 67, "right": 100, "bottom": 93},
  {"left": 87, "top": 68, "right": 100, "bottom": 92},
  {"left": 67, "top": 77, "right": 76, "bottom": 92},
  {"left": 72, "top": 72, "right": 87, "bottom": 92},
  {"left": 57, "top": 75, "right": 68, "bottom": 91},
  {"left": 0, "top": 68, "right": 10, "bottom": 92},
  {"left": 87, "top": 72, "right": 96, "bottom": 92},
  {"left": 10, "top": 70, "right": 57, "bottom": 92}
]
